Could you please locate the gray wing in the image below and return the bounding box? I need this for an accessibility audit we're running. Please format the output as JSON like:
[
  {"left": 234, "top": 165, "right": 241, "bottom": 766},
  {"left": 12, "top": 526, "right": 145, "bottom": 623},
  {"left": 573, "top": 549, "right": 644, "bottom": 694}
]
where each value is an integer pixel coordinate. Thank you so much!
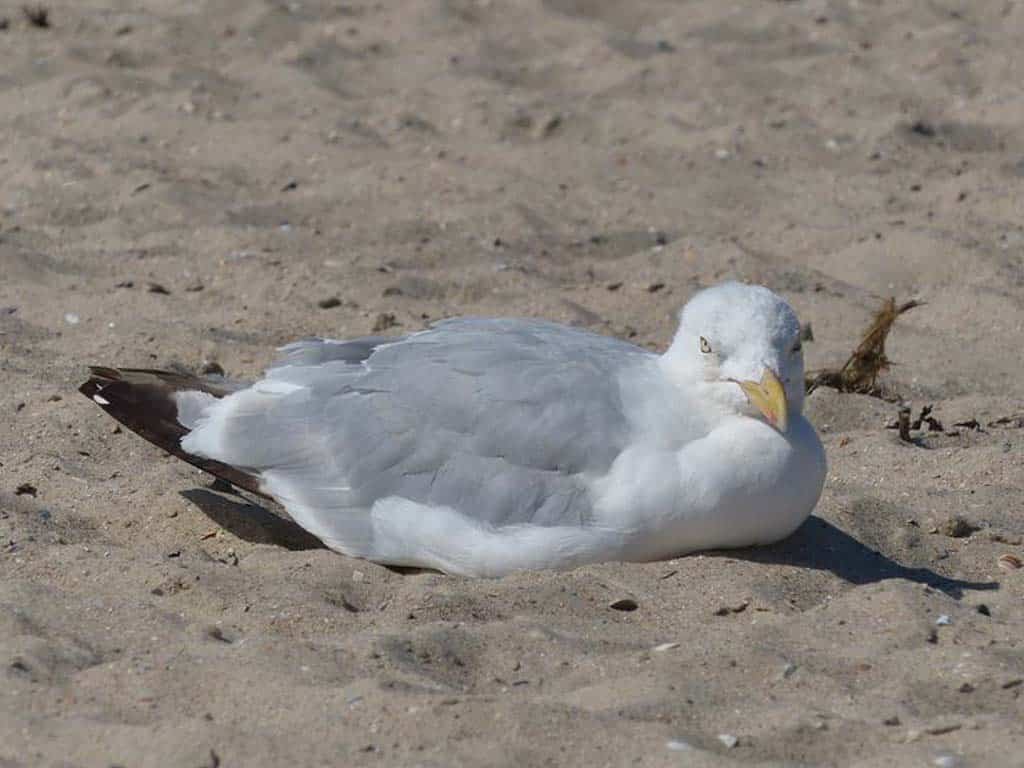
[{"left": 184, "top": 318, "right": 649, "bottom": 529}]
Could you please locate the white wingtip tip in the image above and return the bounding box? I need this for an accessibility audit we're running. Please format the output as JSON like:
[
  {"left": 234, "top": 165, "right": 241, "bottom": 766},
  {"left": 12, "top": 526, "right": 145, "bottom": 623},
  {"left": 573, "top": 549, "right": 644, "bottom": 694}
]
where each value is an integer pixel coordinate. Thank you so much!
[{"left": 92, "top": 394, "right": 110, "bottom": 406}]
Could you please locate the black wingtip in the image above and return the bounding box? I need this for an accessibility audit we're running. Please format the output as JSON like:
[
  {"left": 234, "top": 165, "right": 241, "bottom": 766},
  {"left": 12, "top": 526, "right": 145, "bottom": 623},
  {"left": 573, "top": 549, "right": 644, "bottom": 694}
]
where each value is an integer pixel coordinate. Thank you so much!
[{"left": 80, "top": 366, "right": 268, "bottom": 499}]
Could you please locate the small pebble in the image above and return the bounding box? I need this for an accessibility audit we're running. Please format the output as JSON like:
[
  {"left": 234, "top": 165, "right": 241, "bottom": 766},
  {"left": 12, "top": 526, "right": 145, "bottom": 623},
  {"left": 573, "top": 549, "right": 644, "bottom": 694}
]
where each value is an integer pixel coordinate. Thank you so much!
[
  {"left": 717, "top": 734, "right": 738, "bottom": 749},
  {"left": 935, "top": 614, "right": 951, "bottom": 626},
  {"left": 665, "top": 740, "right": 693, "bottom": 752},
  {"left": 317, "top": 296, "right": 342, "bottom": 309},
  {"left": 609, "top": 598, "right": 639, "bottom": 612},
  {"left": 653, "top": 642, "right": 679, "bottom": 652},
  {"left": 713, "top": 599, "right": 749, "bottom": 616},
  {"left": 352, "top": 570, "right": 365, "bottom": 583},
  {"left": 64, "top": 312, "right": 80, "bottom": 325}
]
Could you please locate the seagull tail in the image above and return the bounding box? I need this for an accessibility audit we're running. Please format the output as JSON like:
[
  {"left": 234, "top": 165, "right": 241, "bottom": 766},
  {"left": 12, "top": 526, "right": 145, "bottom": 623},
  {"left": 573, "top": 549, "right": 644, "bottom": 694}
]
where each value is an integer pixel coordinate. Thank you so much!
[{"left": 78, "top": 366, "right": 268, "bottom": 498}]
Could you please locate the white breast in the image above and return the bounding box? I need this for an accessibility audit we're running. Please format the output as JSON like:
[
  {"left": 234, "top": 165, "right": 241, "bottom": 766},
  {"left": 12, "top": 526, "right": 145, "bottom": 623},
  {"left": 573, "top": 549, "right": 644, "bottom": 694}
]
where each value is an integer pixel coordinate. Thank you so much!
[{"left": 589, "top": 414, "right": 826, "bottom": 562}]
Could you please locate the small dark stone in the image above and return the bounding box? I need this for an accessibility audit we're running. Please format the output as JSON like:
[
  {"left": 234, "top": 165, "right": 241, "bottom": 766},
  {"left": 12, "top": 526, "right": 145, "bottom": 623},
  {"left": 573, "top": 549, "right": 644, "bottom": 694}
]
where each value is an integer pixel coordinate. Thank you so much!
[
  {"left": 976, "top": 604, "right": 991, "bottom": 617},
  {"left": 382, "top": 286, "right": 404, "bottom": 297},
  {"left": 280, "top": 180, "right": 298, "bottom": 192},
  {"left": 713, "top": 600, "right": 750, "bottom": 616},
  {"left": 647, "top": 282, "right": 665, "bottom": 293},
  {"left": 0, "top": 18, "right": 9, "bottom": 31},
  {"left": 15, "top": 483, "right": 37, "bottom": 497},
  {"left": 909, "top": 120, "right": 936, "bottom": 138},
  {"left": 317, "top": 296, "right": 342, "bottom": 309},
  {"left": 609, "top": 598, "right": 639, "bottom": 612},
  {"left": 147, "top": 282, "right": 170, "bottom": 295},
  {"left": 606, "top": 282, "right": 623, "bottom": 291},
  {"left": 115, "top": 280, "right": 134, "bottom": 288}
]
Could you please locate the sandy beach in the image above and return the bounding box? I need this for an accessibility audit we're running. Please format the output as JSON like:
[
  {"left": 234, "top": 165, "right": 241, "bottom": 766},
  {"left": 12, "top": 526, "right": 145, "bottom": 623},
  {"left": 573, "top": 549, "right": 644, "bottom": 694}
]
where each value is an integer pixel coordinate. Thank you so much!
[{"left": 2, "top": 1, "right": 1023, "bottom": 765}]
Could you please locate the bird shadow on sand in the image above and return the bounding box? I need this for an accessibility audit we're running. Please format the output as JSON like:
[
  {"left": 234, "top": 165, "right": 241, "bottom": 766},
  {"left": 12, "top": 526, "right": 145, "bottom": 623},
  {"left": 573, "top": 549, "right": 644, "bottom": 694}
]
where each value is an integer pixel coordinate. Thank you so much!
[
  {"left": 183, "top": 489, "right": 997, "bottom": 596},
  {"left": 181, "top": 488, "right": 432, "bottom": 574},
  {"left": 721, "top": 515, "right": 997, "bottom": 599},
  {"left": 181, "top": 488, "right": 325, "bottom": 551}
]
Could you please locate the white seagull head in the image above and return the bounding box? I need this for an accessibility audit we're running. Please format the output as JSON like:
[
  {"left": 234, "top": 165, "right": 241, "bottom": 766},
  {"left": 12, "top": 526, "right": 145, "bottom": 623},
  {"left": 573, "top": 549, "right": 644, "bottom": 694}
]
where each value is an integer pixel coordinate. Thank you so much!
[{"left": 665, "top": 281, "right": 805, "bottom": 433}]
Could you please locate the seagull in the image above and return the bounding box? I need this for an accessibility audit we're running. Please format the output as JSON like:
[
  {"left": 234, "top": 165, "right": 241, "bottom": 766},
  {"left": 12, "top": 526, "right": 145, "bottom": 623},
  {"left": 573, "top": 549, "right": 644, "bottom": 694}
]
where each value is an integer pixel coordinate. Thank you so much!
[{"left": 80, "top": 281, "right": 826, "bottom": 577}]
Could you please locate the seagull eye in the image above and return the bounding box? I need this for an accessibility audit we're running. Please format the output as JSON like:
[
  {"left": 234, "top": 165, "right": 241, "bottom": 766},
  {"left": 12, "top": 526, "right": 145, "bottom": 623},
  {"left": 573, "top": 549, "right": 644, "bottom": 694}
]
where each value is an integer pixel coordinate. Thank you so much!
[
  {"left": 699, "top": 336, "right": 712, "bottom": 354},
  {"left": 791, "top": 340, "right": 802, "bottom": 354}
]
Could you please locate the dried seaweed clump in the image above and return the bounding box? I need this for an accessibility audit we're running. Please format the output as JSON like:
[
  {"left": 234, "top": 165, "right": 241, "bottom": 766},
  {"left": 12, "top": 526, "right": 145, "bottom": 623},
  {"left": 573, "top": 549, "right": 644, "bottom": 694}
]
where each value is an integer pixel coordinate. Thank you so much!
[{"left": 805, "top": 298, "right": 922, "bottom": 398}]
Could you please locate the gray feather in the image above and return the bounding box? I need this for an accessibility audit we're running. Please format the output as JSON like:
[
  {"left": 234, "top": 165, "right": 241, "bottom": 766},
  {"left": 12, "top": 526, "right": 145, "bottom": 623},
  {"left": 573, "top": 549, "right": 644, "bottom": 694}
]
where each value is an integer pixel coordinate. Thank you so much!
[{"left": 191, "top": 318, "right": 649, "bottom": 528}]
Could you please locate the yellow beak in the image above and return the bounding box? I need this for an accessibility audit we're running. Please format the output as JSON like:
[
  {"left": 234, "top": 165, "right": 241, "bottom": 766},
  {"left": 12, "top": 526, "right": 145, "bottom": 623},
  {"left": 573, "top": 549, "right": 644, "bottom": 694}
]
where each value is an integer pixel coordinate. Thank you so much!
[{"left": 737, "top": 368, "right": 789, "bottom": 433}]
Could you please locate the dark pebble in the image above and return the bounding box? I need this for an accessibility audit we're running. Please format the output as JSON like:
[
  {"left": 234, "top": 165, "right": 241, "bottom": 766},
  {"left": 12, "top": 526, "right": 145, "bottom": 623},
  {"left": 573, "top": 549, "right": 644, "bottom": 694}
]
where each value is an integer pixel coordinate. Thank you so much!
[
  {"left": 910, "top": 120, "right": 936, "bottom": 138},
  {"left": 609, "top": 598, "right": 639, "bottom": 612}
]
